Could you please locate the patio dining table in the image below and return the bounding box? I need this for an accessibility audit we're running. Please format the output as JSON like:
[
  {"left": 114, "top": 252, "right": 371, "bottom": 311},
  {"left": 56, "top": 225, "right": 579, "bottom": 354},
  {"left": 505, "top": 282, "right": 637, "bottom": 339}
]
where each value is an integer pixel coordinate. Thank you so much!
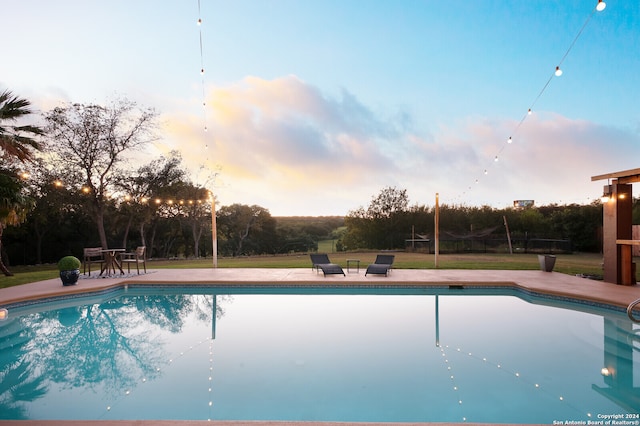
[{"left": 100, "top": 248, "right": 126, "bottom": 276}]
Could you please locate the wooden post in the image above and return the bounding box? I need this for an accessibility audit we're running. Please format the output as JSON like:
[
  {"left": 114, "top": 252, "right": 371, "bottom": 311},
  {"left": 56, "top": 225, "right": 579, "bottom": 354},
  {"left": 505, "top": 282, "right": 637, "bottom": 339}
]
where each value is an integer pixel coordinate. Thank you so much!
[
  {"left": 435, "top": 193, "right": 439, "bottom": 268},
  {"left": 603, "top": 182, "right": 633, "bottom": 284},
  {"left": 412, "top": 225, "right": 415, "bottom": 251},
  {"left": 503, "top": 215, "right": 513, "bottom": 254},
  {"left": 211, "top": 196, "right": 218, "bottom": 268}
]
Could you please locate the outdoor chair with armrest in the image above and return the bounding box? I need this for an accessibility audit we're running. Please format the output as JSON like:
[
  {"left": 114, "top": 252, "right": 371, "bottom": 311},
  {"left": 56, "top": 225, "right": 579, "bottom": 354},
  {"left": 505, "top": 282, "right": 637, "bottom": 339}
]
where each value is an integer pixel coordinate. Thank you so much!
[
  {"left": 83, "top": 247, "right": 105, "bottom": 276},
  {"left": 119, "top": 246, "right": 147, "bottom": 274}
]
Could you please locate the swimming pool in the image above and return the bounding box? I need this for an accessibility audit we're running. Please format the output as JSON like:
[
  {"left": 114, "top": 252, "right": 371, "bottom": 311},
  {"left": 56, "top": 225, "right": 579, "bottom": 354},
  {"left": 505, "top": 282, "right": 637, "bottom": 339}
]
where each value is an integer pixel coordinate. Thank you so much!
[{"left": 1, "top": 285, "right": 638, "bottom": 423}]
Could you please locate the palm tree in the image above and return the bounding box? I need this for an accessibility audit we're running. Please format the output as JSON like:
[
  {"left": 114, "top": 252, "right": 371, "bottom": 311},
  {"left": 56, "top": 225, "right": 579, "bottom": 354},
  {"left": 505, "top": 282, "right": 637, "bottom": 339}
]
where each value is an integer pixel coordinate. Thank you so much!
[
  {"left": 0, "top": 89, "right": 43, "bottom": 163},
  {"left": 0, "top": 90, "right": 43, "bottom": 275}
]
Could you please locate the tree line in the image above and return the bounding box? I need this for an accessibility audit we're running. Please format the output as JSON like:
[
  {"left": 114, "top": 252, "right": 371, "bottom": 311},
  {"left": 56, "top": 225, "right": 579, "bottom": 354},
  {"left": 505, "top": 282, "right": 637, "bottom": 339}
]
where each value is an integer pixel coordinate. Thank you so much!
[{"left": 339, "top": 186, "right": 640, "bottom": 254}]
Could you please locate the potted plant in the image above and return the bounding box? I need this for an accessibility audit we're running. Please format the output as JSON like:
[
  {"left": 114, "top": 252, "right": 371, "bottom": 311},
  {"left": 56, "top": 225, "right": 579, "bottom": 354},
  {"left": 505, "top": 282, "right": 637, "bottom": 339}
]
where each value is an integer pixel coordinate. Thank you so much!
[{"left": 58, "top": 256, "right": 81, "bottom": 286}]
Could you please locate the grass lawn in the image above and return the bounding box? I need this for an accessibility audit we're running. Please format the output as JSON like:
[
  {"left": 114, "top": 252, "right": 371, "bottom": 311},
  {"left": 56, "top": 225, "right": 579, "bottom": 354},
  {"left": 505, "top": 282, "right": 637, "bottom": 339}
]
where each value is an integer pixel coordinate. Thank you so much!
[{"left": 0, "top": 251, "right": 612, "bottom": 289}]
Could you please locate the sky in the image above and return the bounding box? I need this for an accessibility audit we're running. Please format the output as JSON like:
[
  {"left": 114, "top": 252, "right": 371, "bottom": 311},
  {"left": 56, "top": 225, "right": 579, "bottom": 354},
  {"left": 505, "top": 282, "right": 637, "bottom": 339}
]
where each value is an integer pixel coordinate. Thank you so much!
[{"left": 2, "top": 0, "right": 639, "bottom": 216}]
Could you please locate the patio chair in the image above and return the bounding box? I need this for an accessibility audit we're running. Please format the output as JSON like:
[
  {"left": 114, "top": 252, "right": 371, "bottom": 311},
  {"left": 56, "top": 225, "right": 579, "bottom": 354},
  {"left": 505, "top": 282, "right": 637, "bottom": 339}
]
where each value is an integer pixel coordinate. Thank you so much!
[
  {"left": 83, "top": 247, "right": 105, "bottom": 276},
  {"left": 365, "top": 254, "right": 395, "bottom": 276},
  {"left": 309, "top": 253, "right": 345, "bottom": 276},
  {"left": 120, "top": 246, "right": 147, "bottom": 274}
]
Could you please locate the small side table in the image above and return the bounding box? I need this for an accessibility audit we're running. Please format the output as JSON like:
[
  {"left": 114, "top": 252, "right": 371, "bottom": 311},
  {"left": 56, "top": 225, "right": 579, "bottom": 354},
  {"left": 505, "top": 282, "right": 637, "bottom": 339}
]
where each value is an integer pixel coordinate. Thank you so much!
[{"left": 346, "top": 259, "right": 360, "bottom": 273}]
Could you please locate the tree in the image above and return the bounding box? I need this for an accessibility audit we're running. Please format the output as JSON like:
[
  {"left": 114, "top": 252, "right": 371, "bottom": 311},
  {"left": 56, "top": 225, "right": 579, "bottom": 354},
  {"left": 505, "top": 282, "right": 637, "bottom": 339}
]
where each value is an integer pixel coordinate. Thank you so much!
[
  {"left": 217, "top": 204, "right": 276, "bottom": 256},
  {"left": 0, "top": 90, "right": 43, "bottom": 275},
  {"left": 44, "top": 99, "right": 157, "bottom": 249},
  {"left": 342, "top": 187, "right": 411, "bottom": 250},
  {"left": 367, "top": 186, "right": 409, "bottom": 219},
  {"left": 156, "top": 182, "right": 211, "bottom": 258},
  {"left": 0, "top": 90, "right": 44, "bottom": 163},
  {"left": 114, "top": 152, "right": 187, "bottom": 254},
  {"left": 0, "top": 169, "right": 34, "bottom": 275}
]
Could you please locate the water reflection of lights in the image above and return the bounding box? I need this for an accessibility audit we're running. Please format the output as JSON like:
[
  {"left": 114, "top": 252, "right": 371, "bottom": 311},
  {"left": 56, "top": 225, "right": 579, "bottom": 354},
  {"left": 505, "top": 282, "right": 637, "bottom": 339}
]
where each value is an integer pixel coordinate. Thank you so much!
[
  {"left": 438, "top": 343, "right": 594, "bottom": 421},
  {"left": 100, "top": 337, "right": 213, "bottom": 419}
]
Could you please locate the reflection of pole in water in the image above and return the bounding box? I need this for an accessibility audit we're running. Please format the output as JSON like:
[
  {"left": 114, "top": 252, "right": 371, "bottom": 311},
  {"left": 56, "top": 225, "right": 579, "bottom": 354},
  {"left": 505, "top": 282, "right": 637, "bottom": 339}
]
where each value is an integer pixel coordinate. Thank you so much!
[
  {"left": 435, "top": 295, "right": 440, "bottom": 347},
  {"left": 211, "top": 295, "right": 217, "bottom": 340},
  {"left": 592, "top": 317, "right": 640, "bottom": 411}
]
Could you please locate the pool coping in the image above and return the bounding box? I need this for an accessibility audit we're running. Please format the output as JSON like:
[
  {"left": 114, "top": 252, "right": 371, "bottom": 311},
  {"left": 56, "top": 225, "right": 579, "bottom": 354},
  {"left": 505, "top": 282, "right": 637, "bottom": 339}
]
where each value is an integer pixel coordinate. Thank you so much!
[
  {"left": 1, "top": 268, "right": 640, "bottom": 426},
  {"left": 2, "top": 268, "right": 640, "bottom": 312}
]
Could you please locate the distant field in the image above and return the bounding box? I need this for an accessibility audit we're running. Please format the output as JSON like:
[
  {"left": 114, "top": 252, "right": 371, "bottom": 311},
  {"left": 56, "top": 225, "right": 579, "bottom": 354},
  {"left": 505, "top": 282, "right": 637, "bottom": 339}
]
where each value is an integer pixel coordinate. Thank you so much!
[
  {"left": 317, "top": 239, "right": 338, "bottom": 253},
  {"left": 0, "top": 250, "right": 614, "bottom": 289}
]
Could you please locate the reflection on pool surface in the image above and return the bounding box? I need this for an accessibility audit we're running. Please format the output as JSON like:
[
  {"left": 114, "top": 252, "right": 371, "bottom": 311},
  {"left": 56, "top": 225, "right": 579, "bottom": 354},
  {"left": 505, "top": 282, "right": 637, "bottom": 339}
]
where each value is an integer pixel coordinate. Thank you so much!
[{"left": 0, "top": 286, "right": 638, "bottom": 423}]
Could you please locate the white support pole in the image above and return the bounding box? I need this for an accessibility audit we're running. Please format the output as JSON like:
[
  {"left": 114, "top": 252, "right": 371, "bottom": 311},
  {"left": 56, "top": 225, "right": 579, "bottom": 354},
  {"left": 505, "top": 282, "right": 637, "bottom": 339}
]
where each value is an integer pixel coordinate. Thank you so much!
[
  {"left": 211, "top": 196, "right": 218, "bottom": 268},
  {"left": 435, "top": 193, "right": 440, "bottom": 268}
]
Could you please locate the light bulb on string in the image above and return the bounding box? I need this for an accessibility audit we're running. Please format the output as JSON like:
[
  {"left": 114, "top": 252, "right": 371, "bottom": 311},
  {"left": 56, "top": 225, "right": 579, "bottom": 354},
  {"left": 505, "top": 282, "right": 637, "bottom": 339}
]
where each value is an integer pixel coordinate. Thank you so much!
[
  {"left": 197, "top": 18, "right": 202, "bottom": 25},
  {"left": 450, "top": 0, "right": 598, "bottom": 203},
  {"left": 201, "top": 68, "right": 205, "bottom": 75}
]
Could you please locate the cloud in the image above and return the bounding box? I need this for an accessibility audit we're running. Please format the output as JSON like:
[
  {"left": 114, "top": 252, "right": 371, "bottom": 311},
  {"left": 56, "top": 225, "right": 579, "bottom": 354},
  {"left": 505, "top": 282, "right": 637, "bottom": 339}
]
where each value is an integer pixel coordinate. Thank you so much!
[
  {"left": 431, "top": 112, "right": 640, "bottom": 207},
  {"left": 159, "top": 76, "right": 640, "bottom": 215},
  {"left": 161, "top": 75, "right": 420, "bottom": 214}
]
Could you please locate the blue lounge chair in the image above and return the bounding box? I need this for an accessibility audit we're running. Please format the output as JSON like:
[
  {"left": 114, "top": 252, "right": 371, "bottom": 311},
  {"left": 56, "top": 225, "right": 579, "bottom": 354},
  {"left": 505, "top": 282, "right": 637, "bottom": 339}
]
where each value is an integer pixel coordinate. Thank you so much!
[
  {"left": 310, "top": 253, "right": 345, "bottom": 276},
  {"left": 365, "top": 254, "right": 395, "bottom": 276}
]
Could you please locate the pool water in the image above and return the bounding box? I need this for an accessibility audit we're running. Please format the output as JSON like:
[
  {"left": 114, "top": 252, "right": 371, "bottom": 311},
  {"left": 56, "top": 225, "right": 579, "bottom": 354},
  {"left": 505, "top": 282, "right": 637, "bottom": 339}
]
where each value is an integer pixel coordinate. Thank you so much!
[{"left": 1, "top": 286, "right": 638, "bottom": 423}]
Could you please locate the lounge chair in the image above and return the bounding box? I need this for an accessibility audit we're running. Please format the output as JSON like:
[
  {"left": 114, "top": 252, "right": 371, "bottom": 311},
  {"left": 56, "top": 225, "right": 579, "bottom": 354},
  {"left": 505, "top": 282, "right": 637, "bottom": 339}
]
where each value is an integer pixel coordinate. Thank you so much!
[
  {"left": 365, "top": 254, "right": 395, "bottom": 276},
  {"left": 309, "top": 253, "right": 345, "bottom": 276}
]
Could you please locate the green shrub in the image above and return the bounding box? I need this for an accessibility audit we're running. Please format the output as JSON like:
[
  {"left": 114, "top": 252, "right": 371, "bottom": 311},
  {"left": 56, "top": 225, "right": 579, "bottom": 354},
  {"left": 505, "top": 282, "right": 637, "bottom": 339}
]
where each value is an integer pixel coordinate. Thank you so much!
[{"left": 57, "top": 256, "right": 81, "bottom": 271}]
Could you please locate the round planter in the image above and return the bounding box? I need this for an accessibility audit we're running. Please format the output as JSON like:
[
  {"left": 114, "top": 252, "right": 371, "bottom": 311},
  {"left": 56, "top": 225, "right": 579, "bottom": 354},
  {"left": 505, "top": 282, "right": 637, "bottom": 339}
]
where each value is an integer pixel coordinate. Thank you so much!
[{"left": 60, "top": 269, "right": 80, "bottom": 286}]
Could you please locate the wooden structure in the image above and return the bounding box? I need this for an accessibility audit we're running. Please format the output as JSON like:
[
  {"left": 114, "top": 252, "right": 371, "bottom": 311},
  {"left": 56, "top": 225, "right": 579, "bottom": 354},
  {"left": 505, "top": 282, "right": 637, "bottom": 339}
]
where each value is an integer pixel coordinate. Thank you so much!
[{"left": 592, "top": 168, "right": 640, "bottom": 285}]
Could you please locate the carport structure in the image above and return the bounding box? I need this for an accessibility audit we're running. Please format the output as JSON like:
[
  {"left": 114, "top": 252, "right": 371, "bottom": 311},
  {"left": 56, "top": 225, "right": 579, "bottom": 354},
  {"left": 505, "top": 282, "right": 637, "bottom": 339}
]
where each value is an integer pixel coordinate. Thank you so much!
[{"left": 592, "top": 167, "right": 640, "bottom": 285}]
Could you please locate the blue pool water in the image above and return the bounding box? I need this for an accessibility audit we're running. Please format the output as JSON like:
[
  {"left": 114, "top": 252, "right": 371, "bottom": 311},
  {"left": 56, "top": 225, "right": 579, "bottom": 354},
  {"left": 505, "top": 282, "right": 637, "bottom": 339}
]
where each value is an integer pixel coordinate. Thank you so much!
[{"left": 0, "top": 286, "right": 638, "bottom": 423}]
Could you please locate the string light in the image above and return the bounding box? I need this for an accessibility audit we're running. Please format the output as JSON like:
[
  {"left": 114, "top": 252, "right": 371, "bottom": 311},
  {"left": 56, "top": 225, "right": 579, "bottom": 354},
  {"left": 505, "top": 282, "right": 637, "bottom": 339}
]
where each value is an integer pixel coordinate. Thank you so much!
[
  {"left": 197, "top": 0, "right": 208, "bottom": 134},
  {"left": 452, "top": 0, "right": 608, "bottom": 204}
]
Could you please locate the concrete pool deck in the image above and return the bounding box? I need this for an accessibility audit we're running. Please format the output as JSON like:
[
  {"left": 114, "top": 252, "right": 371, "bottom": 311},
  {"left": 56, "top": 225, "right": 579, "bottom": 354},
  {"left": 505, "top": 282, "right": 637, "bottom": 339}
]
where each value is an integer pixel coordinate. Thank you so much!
[
  {"left": 2, "top": 267, "right": 640, "bottom": 311},
  {"left": 1, "top": 268, "right": 639, "bottom": 426}
]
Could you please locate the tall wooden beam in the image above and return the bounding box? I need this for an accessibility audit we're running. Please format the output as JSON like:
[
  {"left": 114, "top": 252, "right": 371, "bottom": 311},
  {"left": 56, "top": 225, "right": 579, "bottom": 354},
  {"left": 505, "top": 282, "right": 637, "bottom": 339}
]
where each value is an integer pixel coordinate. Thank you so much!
[{"left": 602, "top": 183, "right": 633, "bottom": 285}]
